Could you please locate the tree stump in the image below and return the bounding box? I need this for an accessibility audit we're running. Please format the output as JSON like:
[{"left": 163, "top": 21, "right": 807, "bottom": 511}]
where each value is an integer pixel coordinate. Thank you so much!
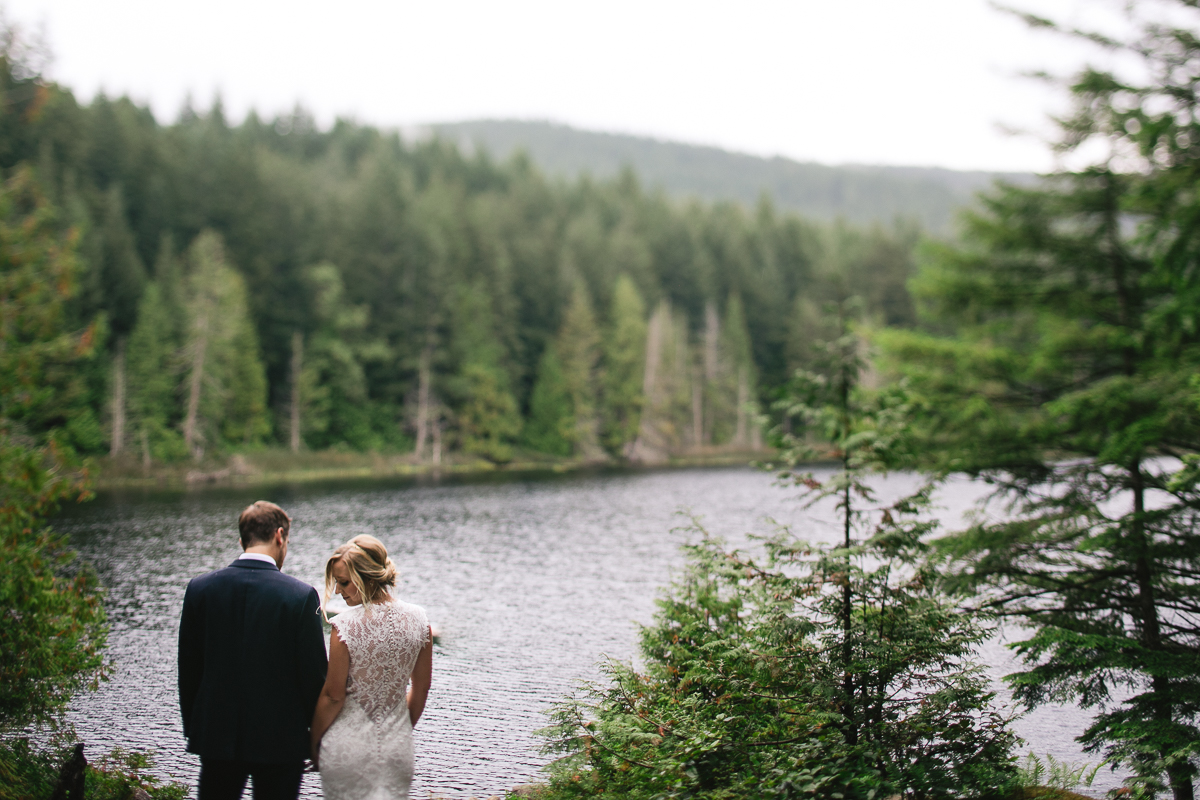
[{"left": 50, "top": 743, "right": 86, "bottom": 800}]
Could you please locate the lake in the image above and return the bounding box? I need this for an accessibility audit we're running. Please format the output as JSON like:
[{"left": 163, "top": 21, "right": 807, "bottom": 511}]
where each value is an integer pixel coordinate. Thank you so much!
[{"left": 53, "top": 465, "right": 1128, "bottom": 798}]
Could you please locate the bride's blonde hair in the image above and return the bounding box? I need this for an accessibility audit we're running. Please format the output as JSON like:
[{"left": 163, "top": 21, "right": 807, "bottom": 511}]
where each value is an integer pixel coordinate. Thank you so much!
[{"left": 323, "top": 534, "right": 398, "bottom": 611}]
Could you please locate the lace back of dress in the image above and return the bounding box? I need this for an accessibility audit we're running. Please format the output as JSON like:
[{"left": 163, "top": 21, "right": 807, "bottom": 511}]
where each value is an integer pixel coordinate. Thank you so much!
[{"left": 334, "top": 602, "right": 429, "bottom": 725}]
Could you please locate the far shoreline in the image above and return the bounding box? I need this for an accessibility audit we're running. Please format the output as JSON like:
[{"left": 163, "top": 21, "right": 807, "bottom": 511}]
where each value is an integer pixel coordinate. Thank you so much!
[{"left": 88, "top": 446, "right": 789, "bottom": 496}]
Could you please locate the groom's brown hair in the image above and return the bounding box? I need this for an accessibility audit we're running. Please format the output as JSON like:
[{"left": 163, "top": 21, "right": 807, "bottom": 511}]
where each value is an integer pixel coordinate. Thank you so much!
[{"left": 238, "top": 501, "right": 291, "bottom": 547}]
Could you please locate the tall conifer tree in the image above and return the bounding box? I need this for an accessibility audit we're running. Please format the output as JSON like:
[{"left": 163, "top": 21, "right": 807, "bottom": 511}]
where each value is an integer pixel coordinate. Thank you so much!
[
  {"left": 601, "top": 275, "right": 647, "bottom": 455},
  {"left": 556, "top": 282, "right": 603, "bottom": 460},
  {"left": 447, "top": 279, "right": 521, "bottom": 462},
  {"left": 523, "top": 344, "right": 573, "bottom": 456},
  {"left": 180, "top": 231, "right": 270, "bottom": 457},
  {"left": 882, "top": 6, "right": 1200, "bottom": 797}
]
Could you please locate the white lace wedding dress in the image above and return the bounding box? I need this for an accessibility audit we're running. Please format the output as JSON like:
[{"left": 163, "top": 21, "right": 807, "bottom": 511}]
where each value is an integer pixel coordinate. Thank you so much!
[{"left": 319, "top": 599, "right": 431, "bottom": 800}]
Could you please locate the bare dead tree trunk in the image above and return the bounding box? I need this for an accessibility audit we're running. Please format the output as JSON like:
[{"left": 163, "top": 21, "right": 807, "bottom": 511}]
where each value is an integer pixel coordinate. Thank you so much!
[
  {"left": 183, "top": 313, "right": 209, "bottom": 458},
  {"left": 415, "top": 343, "right": 433, "bottom": 460},
  {"left": 704, "top": 302, "right": 719, "bottom": 444},
  {"left": 629, "top": 301, "right": 666, "bottom": 462},
  {"left": 110, "top": 339, "right": 126, "bottom": 456},
  {"left": 691, "top": 360, "right": 703, "bottom": 449},
  {"left": 141, "top": 428, "right": 151, "bottom": 473},
  {"left": 431, "top": 410, "right": 442, "bottom": 467},
  {"left": 290, "top": 330, "right": 303, "bottom": 453},
  {"left": 735, "top": 364, "right": 749, "bottom": 447}
]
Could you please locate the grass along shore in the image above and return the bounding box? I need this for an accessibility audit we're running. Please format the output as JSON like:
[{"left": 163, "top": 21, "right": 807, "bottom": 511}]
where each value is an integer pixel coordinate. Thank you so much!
[{"left": 93, "top": 446, "right": 777, "bottom": 491}]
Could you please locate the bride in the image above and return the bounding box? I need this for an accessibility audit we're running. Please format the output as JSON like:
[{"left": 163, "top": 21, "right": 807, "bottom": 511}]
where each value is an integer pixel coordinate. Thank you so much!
[{"left": 310, "top": 535, "right": 433, "bottom": 800}]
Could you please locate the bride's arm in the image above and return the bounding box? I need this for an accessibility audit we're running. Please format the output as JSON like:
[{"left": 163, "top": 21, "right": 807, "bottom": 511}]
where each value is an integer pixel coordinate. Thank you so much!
[
  {"left": 407, "top": 627, "right": 433, "bottom": 727},
  {"left": 310, "top": 627, "right": 350, "bottom": 762}
]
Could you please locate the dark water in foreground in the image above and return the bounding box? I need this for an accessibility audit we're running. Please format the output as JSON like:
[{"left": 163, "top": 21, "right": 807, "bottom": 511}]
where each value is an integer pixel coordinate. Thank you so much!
[{"left": 54, "top": 466, "right": 1127, "bottom": 798}]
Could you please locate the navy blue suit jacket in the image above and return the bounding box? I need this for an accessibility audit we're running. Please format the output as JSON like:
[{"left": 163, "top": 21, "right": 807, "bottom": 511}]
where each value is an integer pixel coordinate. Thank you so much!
[{"left": 178, "top": 558, "right": 328, "bottom": 764}]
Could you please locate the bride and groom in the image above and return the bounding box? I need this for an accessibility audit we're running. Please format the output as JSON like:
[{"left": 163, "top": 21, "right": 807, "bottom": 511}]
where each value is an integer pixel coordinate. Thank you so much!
[{"left": 178, "top": 501, "right": 433, "bottom": 800}]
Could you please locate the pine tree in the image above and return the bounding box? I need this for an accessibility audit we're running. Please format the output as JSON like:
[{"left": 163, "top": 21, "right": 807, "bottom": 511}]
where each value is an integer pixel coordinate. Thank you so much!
[
  {"left": 556, "top": 282, "right": 604, "bottom": 460},
  {"left": 296, "top": 262, "right": 380, "bottom": 450},
  {"left": 720, "top": 292, "right": 757, "bottom": 448},
  {"left": 126, "top": 287, "right": 184, "bottom": 462},
  {"left": 880, "top": 7, "right": 1200, "bottom": 797},
  {"left": 446, "top": 279, "right": 521, "bottom": 463},
  {"left": 523, "top": 344, "right": 573, "bottom": 456},
  {"left": 600, "top": 274, "right": 646, "bottom": 456},
  {"left": 180, "top": 231, "right": 270, "bottom": 458},
  {"left": 125, "top": 239, "right": 187, "bottom": 462},
  {"left": 541, "top": 362, "right": 1018, "bottom": 799},
  {"left": 629, "top": 300, "right": 694, "bottom": 461},
  {"left": 219, "top": 311, "right": 271, "bottom": 445},
  {"left": 0, "top": 166, "right": 109, "bottom": 735},
  {"left": 91, "top": 185, "right": 146, "bottom": 338}
]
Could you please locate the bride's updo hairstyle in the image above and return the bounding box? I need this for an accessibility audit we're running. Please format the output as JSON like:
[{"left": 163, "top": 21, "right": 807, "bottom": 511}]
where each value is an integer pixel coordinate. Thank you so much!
[{"left": 324, "top": 534, "right": 398, "bottom": 608}]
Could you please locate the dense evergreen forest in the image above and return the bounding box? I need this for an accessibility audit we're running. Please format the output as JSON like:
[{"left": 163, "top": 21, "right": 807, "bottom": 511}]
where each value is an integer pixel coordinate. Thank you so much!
[
  {"left": 0, "top": 49, "right": 919, "bottom": 466},
  {"left": 6, "top": 2, "right": 1200, "bottom": 796}
]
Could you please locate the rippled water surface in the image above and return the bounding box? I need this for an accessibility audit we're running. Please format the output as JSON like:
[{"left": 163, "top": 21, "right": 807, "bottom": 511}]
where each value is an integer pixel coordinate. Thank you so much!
[{"left": 54, "top": 466, "right": 1127, "bottom": 797}]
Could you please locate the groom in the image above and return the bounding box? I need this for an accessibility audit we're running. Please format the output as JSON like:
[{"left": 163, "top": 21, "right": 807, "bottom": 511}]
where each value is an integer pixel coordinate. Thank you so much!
[{"left": 178, "top": 501, "right": 328, "bottom": 800}]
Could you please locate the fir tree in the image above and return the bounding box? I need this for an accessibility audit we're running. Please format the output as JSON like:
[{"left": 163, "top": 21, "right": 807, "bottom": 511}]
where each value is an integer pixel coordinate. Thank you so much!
[
  {"left": 600, "top": 274, "right": 646, "bottom": 455},
  {"left": 556, "top": 282, "right": 603, "bottom": 460},
  {"left": 124, "top": 239, "right": 187, "bottom": 462},
  {"left": 89, "top": 185, "right": 146, "bottom": 338},
  {"left": 0, "top": 167, "right": 109, "bottom": 732},
  {"left": 523, "top": 344, "right": 573, "bottom": 456},
  {"left": 881, "top": 6, "right": 1200, "bottom": 796},
  {"left": 719, "top": 292, "right": 757, "bottom": 447},
  {"left": 180, "top": 231, "right": 270, "bottom": 458},
  {"left": 446, "top": 279, "right": 521, "bottom": 462},
  {"left": 296, "top": 262, "right": 383, "bottom": 450}
]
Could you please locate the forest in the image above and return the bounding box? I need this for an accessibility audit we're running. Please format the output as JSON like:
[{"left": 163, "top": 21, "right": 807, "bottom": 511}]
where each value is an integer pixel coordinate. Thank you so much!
[
  {"left": 4, "top": 2, "right": 1200, "bottom": 799},
  {"left": 0, "top": 45, "right": 918, "bottom": 470}
]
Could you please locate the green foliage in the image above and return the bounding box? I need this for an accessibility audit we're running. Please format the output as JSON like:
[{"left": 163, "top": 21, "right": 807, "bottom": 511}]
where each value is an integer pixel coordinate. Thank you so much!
[
  {"left": 600, "top": 274, "right": 646, "bottom": 455},
  {"left": 0, "top": 77, "right": 165, "bottom": 798},
  {"left": 457, "top": 362, "right": 522, "bottom": 463},
  {"left": 179, "top": 231, "right": 271, "bottom": 456},
  {"left": 447, "top": 280, "right": 521, "bottom": 462},
  {"left": 125, "top": 245, "right": 188, "bottom": 462},
  {"left": 538, "top": 521, "right": 1018, "bottom": 800},
  {"left": 708, "top": 292, "right": 757, "bottom": 447},
  {"left": 540, "top": 317, "right": 1017, "bottom": 800},
  {"left": 84, "top": 186, "right": 146, "bottom": 338},
  {"left": 1015, "top": 753, "right": 1106, "bottom": 793},
  {"left": 0, "top": 168, "right": 104, "bottom": 454},
  {"left": 85, "top": 748, "right": 188, "bottom": 800},
  {"left": 523, "top": 344, "right": 573, "bottom": 456},
  {"left": 0, "top": 168, "right": 109, "bottom": 733},
  {"left": 0, "top": 499, "right": 109, "bottom": 732},
  {"left": 297, "top": 261, "right": 391, "bottom": 450},
  {"left": 0, "top": 740, "right": 187, "bottom": 800},
  {"left": 0, "top": 21, "right": 929, "bottom": 460},
  {"left": 876, "top": 5, "right": 1200, "bottom": 798},
  {"left": 0, "top": 738, "right": 57, "bottom": 800},
  {"left": 556, "top": 283, "right": 602, "bottom": 459}
]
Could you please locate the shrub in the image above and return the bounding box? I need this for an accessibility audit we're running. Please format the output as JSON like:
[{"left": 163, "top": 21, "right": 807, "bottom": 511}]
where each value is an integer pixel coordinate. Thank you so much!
[
  {"left": 0, "top": 740, "right": 188, "bottom": 800},
  {"left": 538, "top": 518, "right": 1020, "bottom": 800}
]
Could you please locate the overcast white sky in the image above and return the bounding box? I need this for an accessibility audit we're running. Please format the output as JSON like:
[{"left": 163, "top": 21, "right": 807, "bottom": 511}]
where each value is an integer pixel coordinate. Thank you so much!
[{"left": 1, "top": 0, "right": 1148, "bottom": 172}]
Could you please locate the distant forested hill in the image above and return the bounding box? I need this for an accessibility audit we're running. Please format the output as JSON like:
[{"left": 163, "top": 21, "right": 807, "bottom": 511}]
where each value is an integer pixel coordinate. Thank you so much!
[{"left": 425, "top": 119, "right": 1032, "bottom": 232}]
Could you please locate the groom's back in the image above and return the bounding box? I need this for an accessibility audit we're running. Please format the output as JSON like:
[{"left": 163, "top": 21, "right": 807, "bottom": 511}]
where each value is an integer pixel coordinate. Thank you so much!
[{"left": 178, "top": 553, "right": 327, "bottom": 765}]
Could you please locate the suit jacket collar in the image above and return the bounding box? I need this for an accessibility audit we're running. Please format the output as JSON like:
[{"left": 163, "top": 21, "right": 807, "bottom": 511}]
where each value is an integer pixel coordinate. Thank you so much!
[{"left": 229, "top": 558, "right": 280, "bottom": 571}]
